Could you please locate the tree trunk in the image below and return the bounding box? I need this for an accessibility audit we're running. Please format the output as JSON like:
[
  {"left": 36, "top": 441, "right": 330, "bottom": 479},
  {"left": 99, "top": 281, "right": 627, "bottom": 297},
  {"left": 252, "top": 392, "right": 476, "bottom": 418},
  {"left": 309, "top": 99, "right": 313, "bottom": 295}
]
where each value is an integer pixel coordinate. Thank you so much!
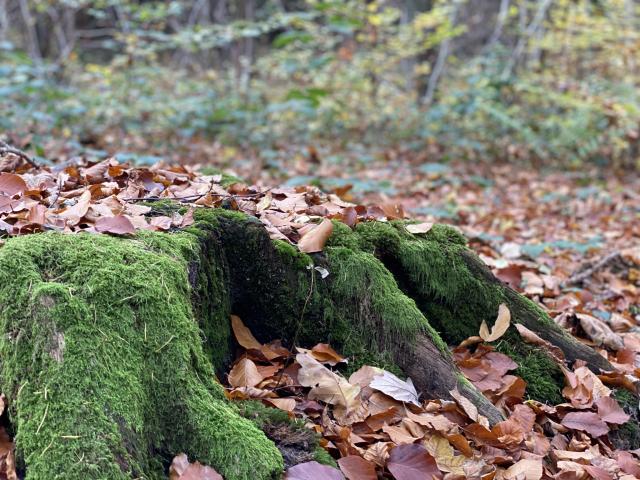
[{"left": 0, "top": 206, "right": 626, "bottom": 479}]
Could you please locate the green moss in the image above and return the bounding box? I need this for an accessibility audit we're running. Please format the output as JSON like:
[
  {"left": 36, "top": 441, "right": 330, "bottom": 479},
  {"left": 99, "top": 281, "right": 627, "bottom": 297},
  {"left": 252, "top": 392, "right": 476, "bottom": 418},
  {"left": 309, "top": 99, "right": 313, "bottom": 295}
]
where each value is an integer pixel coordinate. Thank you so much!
[
  {"left": 0, "top": 232, "right": 282, "bottom": 480},
  {"left": 235, "top": 401, "right": 336, "bottom": 468},
  {"left": 332, "top": 220, "right": 569, "bottom": 404},
  {"left": 494, "top": 333, "right": 564, "bottom": 405},
  {"left": 611, "top": 389, "right": 640, "bottom": 449}
]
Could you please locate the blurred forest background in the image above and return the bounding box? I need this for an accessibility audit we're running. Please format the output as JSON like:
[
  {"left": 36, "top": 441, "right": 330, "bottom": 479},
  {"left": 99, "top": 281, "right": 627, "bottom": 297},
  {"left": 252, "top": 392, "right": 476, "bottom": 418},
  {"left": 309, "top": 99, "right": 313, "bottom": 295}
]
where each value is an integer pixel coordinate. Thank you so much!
[{"left": 0, "top": 0, "right": 639, "bottom": 174}]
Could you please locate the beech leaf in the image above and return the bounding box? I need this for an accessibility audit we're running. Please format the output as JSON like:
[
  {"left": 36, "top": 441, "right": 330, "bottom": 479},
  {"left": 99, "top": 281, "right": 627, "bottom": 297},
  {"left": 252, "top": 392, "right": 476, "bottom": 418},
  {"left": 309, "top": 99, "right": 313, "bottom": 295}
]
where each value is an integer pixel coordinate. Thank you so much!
[
  {"left": 386, "top": 444, "right": 441, "bottom": 480},
  {"left": 298, "top": 218, "right": 333, "bottom": 253},
  {"left": 169, "top": 453, "right": 223, "bottom": 480},
  {"left": 296, "top": 352, "right": 360, "bottom": 411},
  {"left": 285, "top": 461, "right": 345, "bottom": 480},
  {"left": 0, "top": 173, "right": 27, "bottom": 196},
  {"left": 231, "top": 315, "right": 262, "bottom": 350},
  {"left": 227, "top": 358, "right": 263, "bottom": 388},
  {"left": 479, "top": 303, "right": 511, "bottom": 342},
  {"left": 337, "top": 455, "right": 377, "bottom": 480},
  {"left": 561, "top": 411, "right": 609, "bottom": 437},
  {"left": 369, "top": 371, "right": 420, "bottom": 406},
  {"left": 95, "top": 215, "right": 135, "bottom": 235}
]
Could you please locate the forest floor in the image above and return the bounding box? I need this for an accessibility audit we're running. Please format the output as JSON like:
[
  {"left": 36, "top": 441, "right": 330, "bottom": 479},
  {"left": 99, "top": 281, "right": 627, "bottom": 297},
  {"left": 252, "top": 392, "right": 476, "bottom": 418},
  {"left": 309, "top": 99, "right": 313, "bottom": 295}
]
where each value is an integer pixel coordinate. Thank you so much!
[{"left": 0, "top": 140, "right": 639, "bottom": 479}]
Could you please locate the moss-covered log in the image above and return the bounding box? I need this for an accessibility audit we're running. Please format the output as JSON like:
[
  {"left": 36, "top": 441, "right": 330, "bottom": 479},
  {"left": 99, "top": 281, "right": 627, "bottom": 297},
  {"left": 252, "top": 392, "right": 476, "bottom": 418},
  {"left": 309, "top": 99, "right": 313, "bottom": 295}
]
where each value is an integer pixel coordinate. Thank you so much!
[{"left": 0, "top": 207, "right": 630, "bottom": 479}]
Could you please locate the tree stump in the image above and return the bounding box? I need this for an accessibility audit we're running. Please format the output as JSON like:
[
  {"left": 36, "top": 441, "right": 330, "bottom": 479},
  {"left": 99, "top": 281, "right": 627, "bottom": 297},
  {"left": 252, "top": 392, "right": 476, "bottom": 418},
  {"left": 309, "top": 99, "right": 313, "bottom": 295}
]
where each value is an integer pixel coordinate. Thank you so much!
[{"left": 0, "top": 207, "right": 630, "bottom": 479}]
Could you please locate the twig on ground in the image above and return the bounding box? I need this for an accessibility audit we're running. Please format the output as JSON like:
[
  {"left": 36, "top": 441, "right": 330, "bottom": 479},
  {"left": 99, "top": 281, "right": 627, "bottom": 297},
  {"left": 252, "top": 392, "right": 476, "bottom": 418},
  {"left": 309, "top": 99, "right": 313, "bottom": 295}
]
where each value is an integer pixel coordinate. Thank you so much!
[
  {"left": 0, "top": 140, "right": 40, "bottom": 169},
  {"left": 563, "top": 251, "right": 623, "bottom": 287}
]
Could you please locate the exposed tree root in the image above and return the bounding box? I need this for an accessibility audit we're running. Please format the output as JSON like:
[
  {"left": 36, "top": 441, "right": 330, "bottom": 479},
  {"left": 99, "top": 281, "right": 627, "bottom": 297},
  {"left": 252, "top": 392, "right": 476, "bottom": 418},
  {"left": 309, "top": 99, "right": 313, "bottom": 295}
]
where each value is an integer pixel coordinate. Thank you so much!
[{"left": 0, "top": 207, "right": 632, "bottom": 478}]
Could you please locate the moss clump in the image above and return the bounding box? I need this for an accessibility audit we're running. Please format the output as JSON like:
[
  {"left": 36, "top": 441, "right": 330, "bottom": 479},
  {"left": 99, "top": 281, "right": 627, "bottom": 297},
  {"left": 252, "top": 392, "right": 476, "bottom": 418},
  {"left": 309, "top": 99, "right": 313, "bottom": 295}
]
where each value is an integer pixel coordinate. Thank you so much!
[
  {"left": 0, "top": 231, "right": 282, "bottom": 480},
  {"left": 611, "top": 389, "right": 640, "bottom": 450},
  {"left": 494, "top": 333, "right": 564, "bottom": 404},
  {"left": 326, "top": 220, "right": 582, "bottom": 405},
  {"left": 235, "top": 401, "right": 336, "bottom": 469}
]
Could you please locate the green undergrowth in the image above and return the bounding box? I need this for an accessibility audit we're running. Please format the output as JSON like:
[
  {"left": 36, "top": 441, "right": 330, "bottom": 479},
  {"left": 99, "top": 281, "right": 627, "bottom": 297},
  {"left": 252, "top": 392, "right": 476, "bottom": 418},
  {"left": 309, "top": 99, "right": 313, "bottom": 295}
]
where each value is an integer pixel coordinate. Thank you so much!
[{"left": 0, "top": 229, "right": 282, "bottom": 480}]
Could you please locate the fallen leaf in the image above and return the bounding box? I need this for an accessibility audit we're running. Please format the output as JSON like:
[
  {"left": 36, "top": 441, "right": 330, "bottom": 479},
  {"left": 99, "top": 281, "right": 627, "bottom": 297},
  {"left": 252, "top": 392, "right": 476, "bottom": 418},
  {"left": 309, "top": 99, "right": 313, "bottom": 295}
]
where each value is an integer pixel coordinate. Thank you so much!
[
  {"left": 503, "top": 458, "right": 542, "bottom": 480},
  {"left": 337, "top": 455, "right": 377, "bottom": 480},
  {"left": 0, "top": 173, "right": 27, "bottom": 196},
  {"left": 595, "top": 396, "right": 630, "bottom": 424},
  {"left": 369, "top": 371, "right": 420, "bottom": 406},
  {"left": 285, "top": 461, "right": 345, "bottom": 479},
  {"left": 231, "top": 315, "right": 263, "bottom": 350},
  {"left": 576, "top": 313, "right": 624, "bottom": 350},
  {"left": 386, "top": 444, "right": 441, "bottom": 480},
  {"left": 228, "top": 358, "right": 263, "bottom": 388},
  {"left": 406, "top": 222, "right": 433, "bottom": 234},
  {"left": 298, "top": 218, "right": 333, "bottom": 253},
  {"left": 296, "top": 352, "right": 361, "bottom": 411},
  {"left": 423, "top": 434, "right": 465, "bottom": 474},
  {"left": 560, "top": 411, "right": 609, "bottom": 437},
  {"left": 264, "top": 398, "right": 297, "bottom": 412},
  {"left": 95, "top": 215, "right": 135, "bottom": 235},
  {"left": 479, "top": 304, "right": 511, "bottom": 342},
  {"left": 169, "top": 453, "right": 223, "bottom": 480}
]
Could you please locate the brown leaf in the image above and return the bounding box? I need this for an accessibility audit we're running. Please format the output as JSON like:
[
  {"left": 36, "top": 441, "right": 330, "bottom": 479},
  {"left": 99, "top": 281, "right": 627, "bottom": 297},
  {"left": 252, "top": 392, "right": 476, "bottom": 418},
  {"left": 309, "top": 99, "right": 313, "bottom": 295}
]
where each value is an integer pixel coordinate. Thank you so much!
[
  {"left": 309, "top": 343, "right": 346, "bottom": 366},
  {"left": 0, "top": 173, "right": 27, "bottom": 196},
  {"left": 514, "top": 323, "right": 565, "bottom": 362},
  {"left": 386, "top": 444, "right": 441, "bottom": 480},
  {"left": 231, "top": 315, "right": 262, "bottom": 350},
  {"left": 423, "top": 434, "right": 465, "bottom": 474},
  {"left": 479, "top": 304, "right": 510, "bottom": 342},
  {"left": 263, "top": 398, "right": 297, "bottom": 412},
  {"left": 503, "top": 458, "right": 542, "bottom": 480},
  {"left": 595, "top": 396, "right": 630, "bottom": 424},
  {"left": 285, "top": 461, "right": 345, "bottom": 479},
  {"left": 228, "top": 358, "right": 263, "bottom": 388},
  {"left": 296, "top": 352, "right": 360, "bottom": 411},
  {"left": 576, "top": 313, "right": 624, "bottom": 350},
  {"left": 298, "top": 218, "right": 334, "bottom": 253},
  {"left": 337, "top": 455, "right": 377, "bottom": 480},
  {"left": 58, "top": 190, "right": 91, "bottom": 226},
  {"left": 560, "top": 411, "right": 609, "bottom": 437},
  {"left": 169, "top": 453, "right": 223, "bottom": 480},
  {"left": 95, "top": 215, "right": 135, "bottom": 235}
]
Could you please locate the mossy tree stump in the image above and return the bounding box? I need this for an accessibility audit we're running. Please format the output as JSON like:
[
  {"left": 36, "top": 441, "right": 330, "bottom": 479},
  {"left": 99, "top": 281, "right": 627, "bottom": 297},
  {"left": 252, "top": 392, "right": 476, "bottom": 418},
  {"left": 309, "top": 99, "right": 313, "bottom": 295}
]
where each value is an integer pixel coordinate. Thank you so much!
[{"left": 0, "top": 207, "right": 629, "bottom": 479}]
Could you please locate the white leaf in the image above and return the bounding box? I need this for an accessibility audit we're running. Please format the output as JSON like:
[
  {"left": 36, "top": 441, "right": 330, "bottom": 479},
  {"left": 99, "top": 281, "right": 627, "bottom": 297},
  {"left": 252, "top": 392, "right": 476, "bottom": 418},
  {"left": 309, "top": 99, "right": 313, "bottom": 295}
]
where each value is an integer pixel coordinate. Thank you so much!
[{"left": 369, "top": 370, "right": 420, "bottom": 406}]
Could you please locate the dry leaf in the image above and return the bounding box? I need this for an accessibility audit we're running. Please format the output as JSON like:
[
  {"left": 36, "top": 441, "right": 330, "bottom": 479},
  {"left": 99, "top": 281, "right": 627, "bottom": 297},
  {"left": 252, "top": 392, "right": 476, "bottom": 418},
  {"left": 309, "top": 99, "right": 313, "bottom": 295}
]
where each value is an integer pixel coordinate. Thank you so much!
[
  {"left": 231, "top": 315, "right": 263, "bottom": 350},
  {"left": 285, "top": 461, "right": 345, "bottom": 479},
  {"left": 560, "top": 411, "right": 609, "bottom": 437},
  {"left": 169, "top": 453, "right": 223, "bottom": 480},
  {"left": 503, "top": 458, "right": 542, "bottom": 480},
  {"left": 406, "top": 222, "right": 433, "bottom": 234},
  {"left": 386, "top": 444, "right": 441, "bottom": 480},
  {"left": 479, "top": 304, "right": 511, "bottom": 342},
  {"left": 298, "top": 218, "right": 333, "bottom": 253},
  {"left": 369, "top": 371, "right": 420, "bottom": 406},
  {"left": 296, "top": 352, "right": 360, "bottom": 411},
  {"left": 337, "top": 455, "right": 377, "bottom": 480},
  {"left": 228, "top": 358, "right": 263, "bottom": 388},
  {"left": 95, "top": 215, "right": 135, "bottom": 235}
]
